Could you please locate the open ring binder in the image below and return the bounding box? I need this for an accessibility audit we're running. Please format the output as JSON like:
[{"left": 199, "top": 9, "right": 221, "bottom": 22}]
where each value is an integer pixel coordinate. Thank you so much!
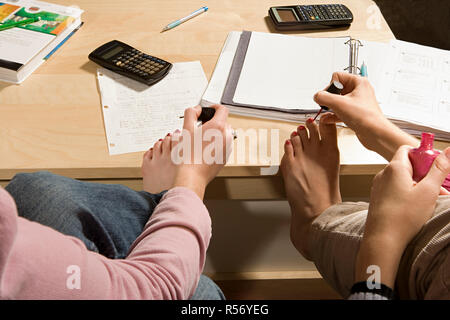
[
  {"left": 202, "top": 31, "right": 450, "bottom": 139},
  {"left": 344, "top": 38, "right": 363, "bottom": 74}
]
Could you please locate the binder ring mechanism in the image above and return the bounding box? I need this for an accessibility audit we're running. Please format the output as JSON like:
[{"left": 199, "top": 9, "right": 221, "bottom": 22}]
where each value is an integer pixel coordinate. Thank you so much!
[{"left": 344, "top": 38, "right": 363, "bottom": 75}]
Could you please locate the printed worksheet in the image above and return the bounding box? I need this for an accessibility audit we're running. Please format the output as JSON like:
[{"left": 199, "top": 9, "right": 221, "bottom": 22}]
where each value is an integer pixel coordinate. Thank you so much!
[
  {"left": 97, "top": 61, "right": 208, "bottom": 155},
  {"left": 379, "top": 40, "right": 450, "bottom": 132}
]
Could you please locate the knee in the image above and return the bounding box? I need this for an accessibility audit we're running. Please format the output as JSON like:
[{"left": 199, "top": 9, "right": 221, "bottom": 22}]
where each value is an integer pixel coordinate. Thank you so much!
[
  {"left": 9, "top": 171, "right": 55, "bottom": 185},
  {"left": 6, "top": 171, "right": 65, "bottom": 198}
]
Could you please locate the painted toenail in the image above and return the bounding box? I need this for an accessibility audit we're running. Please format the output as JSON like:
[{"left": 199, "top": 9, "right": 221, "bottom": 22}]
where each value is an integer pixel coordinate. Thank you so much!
[
  {"left": 292, "top": 131, "right": 298, "bottom": 136},
  {"left": 285, "top": 139, "right": 291, "bottom": 145},
  {"left": 306, "top": 118, "right": 314, "bottom": 123},
  {"left": 159, "top": 139, "right": 163, "bottom": 141},
  {"left": 298, "top": 125, "right": 305, "bottom": 130}
]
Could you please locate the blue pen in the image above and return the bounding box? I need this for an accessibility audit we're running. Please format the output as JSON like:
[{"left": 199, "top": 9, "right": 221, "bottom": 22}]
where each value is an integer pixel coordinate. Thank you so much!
[
  {"left": 161, "top": 6, "right": 208, "bottom": 32},
  {"left": 360, "top": 61, "right": 368, "bottom": 77}
]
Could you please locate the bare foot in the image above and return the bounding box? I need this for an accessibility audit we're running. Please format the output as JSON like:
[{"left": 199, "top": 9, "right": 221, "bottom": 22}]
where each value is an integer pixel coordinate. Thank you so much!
[
  {"left": 280, "top": 114, "right": 342, "bottom": 260},
  {"left": 141, "top": 130, "right": 180, "bottom": 194}
]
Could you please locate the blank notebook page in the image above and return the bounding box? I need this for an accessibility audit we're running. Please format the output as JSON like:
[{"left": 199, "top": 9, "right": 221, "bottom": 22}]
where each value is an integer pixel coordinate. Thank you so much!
[{"left": 232, "top": 32, "right": 348, "bottom": 110}]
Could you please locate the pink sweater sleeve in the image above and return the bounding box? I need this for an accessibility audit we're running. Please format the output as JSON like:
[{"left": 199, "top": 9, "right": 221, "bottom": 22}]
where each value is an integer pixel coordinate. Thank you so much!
[{"left": 0, "top": 186, "right": 211, "bottom": 300}]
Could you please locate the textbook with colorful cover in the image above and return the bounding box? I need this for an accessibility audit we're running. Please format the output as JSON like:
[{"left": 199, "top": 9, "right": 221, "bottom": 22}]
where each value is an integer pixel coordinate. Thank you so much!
[{"left": 0, "top": 0, "right": 83, "bottom": 84}]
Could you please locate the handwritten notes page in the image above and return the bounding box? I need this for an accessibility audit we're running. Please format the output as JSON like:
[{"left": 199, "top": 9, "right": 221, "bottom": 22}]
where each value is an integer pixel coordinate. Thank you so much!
[{"left": 97, "top": 61, "right": 207, "bottom": 155}]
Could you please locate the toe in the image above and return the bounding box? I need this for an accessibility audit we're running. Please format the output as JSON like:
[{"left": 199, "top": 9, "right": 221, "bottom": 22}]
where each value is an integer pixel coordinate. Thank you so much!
[
  {"left": 147, "top": 148, "right": 154, "bottom": 159},
  {"left": 162, "top": 133, "right": 171, "bottom": 156},
  {"left": 297, "top": 125, "right": 308, "bottom": 148},
  {"left": 171, "top": 129, "right": 181, "bottom": 149},
  {"left": 319, "top": 114, "right": 338, "bottom": 148},
  {"left": 284, "top": 139, "right": 294, "bottom": 160},
  {"left": 141, "top": 148, "right": 154, "bottom": 175},
  {"left": 170, "top": 129, "right": 183, "bottom": 164},
  {"left": 290, "top": 131, "right": 303, "bottom": 156},
  {"left": 306, "top": 118, "right": 320, "bottom": 144},
  {"left": 143, "top": 147, "right": 153, "bottom": 159},
  {"left": 281, "top": 139, "right": 294, "bottom": 174},
  {"left": 153, "top": 139, "right": 163, "bottom": 157}
]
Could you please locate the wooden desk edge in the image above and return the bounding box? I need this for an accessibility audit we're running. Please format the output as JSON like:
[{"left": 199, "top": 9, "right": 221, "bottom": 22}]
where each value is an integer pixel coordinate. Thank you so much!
[{"left": 0, "top": 164, "right": 385, "bottom": 181}]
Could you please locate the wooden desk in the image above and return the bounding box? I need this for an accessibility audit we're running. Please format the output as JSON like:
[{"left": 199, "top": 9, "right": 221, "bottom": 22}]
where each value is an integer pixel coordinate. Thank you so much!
[{"left": 0, "top": 0, "right": 438, "bottom": 200}]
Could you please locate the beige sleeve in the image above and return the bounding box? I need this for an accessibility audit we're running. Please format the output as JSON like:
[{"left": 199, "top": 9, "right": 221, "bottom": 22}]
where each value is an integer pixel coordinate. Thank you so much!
[
  {"left": 307, "top": 201, "right": 369, "bottom": 298},
  {"left": 307, "top": 196, "right": 450, "bottom": 299}
]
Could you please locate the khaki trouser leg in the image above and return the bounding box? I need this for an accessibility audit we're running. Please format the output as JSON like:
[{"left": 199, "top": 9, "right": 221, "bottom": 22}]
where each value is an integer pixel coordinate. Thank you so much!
[{"left": 307, "top": 196, "right": 450, "bottom": 299}]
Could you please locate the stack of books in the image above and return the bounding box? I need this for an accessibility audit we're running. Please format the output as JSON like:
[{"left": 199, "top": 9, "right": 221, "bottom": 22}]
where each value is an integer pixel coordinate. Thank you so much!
[{"left": 0, "top": 0, "right": 83, "bottom": 84}]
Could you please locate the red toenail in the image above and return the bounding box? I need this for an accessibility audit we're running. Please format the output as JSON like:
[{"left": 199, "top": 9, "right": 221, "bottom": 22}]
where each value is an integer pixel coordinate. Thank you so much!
[
  {"left": 159, "top": 139, "right": 163, "bottom": 141},
  {"left": 298, "top": 125, "right": 305, "bottom": 130},
  {"left": 292, "top": 131, "right": 298, "bottom": 136},
  {"left": 307, "top": 118, "right": 314, "bottom": 123},
  {"left": 285, "top": 139, "right": 290, "bottom": 145},
  {"left": 167, "top": 133, "right": 171, "bottom": 136}
]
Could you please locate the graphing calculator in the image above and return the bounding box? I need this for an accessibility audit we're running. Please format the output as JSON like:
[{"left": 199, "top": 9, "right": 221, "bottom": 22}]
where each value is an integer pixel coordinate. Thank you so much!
[
  {"left": 88, "top": 40, "right": 172, "bottom": 86},
  {"left": 269, "top": 4, "right": 353, "bottom": 30}
]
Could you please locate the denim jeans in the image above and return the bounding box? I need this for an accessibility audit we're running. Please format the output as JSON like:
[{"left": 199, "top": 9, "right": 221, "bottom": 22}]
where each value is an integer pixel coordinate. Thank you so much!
[{"left": 5, "top": 171, "right": 224, "bottom": 300}]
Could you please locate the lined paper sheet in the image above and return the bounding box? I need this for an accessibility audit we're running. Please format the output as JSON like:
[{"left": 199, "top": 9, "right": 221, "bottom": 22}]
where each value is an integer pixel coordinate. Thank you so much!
[{"left": 97, "top": 61, "right": 207, "bottom": 155}]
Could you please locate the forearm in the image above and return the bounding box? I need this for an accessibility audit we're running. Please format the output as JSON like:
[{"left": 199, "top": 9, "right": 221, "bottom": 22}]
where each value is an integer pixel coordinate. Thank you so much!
[
  {"left": 354, "top": 233, "right": 405, "bottom": 289},
  {"left": 124, "top": 187, "right": 212, "bottom": 299},
  {"left": 367, "top": 118, "right": 419, "bottom": 161}
]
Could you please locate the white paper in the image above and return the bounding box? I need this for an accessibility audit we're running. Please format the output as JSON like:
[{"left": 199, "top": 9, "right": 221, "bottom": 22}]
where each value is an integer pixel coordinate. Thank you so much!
[
  {"left": 0, "top": 0, "right": 83, "bottom": 65},
  {"left": 379, "top": 40, "right": 450, "bottom": 132},
  {"left": 358, "top": 39, "right": 392, "bottom": 102},
  {"left": 97, "top": 61, "right": 208, "bottom": 155},
  {"left": 232, "top": 32, "right": 349, "bottom": 110},
  {"left": 201, "top": 31, "right": 242, "bottom": 107},
  {"left": 0, "top": 28, "right": 53, "bottom": 64}
]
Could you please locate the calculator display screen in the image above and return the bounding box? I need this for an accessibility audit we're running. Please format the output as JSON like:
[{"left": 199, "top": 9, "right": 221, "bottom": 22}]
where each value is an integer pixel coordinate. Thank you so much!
[
  {"left": 277, "top": 9, "right": 297, "bottom": 22},
  {"left": 102, "top": 46, "right": 124, "bottom": 59}
]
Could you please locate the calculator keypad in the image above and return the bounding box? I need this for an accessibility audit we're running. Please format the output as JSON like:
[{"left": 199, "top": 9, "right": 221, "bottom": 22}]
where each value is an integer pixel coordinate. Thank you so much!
[
  {"left": 297, "top": 4, "right": 350, "bottom": 21},
  {"left": 111, "top": 48, "right": 169, "bottom": 78}
]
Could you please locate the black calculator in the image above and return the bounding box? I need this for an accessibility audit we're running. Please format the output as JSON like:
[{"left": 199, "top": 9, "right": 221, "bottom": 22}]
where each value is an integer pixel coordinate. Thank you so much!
[
  {"left": 88, "top": 40, "right": 172, "bottom": 86},
  {"left": 269, "top": 4, "right": 353, "bottom": 30}
]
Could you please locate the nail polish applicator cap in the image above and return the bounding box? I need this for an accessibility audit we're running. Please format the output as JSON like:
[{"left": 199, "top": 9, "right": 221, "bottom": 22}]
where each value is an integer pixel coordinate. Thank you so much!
[{"left": 320, "top": 81, "right": 344, "bottom": 111}]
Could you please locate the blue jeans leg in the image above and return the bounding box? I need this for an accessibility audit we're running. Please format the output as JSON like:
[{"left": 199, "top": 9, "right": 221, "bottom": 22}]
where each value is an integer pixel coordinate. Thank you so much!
[{"left": 5, "top": 171, "right": 224, "bottom": 300}]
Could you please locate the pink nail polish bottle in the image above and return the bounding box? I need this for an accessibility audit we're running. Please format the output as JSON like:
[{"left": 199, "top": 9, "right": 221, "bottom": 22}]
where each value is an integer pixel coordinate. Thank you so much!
[{"left": 408, "top": 132, "right": 450, "bottom": 191}]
